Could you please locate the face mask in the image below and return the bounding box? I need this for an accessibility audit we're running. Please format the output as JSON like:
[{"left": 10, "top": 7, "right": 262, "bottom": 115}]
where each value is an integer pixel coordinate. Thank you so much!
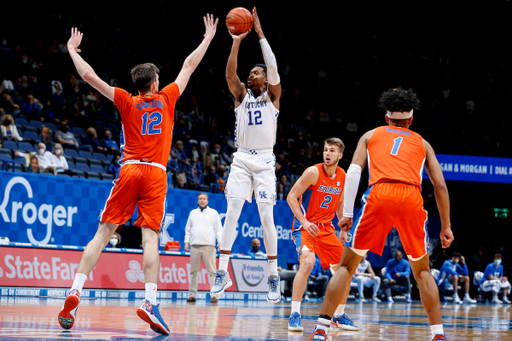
[
  {"left": 110, "top": 238, "right": 118, "bottom": 246},
  {"left": 22, "top": 59, "right": 28, "bottom": 64},
  {"left": 5, "top": 119, "right": 12, "bottom": 125},
  {"left": 114, "top": 160, "right": 120, "bottom": 165},
  {"left": 60, "top": 126, "right": 68, "bottom": 133},
  {"left": 214, "top": 148, "right": 220, "bottom": 153},
  {"left": 38, "top": 148, "right": 45, "bottom": 155},
  {"left": 31, "top": 64, "right": 37, "bottom": 69},
  {"left": 106, "top": 135, "right": 112, "bottom": 140},
  {"left": 252, "top": 246, "right": 260, "bottom": 252},
  {"left": 495, "top": 259, "right": 502, "bottom": 266},
  {"left": 55, "top": 149, "right": 62, "bottom": 155},
  {"left": 74, "top": 89, "right": 79, "bottom": 93}
]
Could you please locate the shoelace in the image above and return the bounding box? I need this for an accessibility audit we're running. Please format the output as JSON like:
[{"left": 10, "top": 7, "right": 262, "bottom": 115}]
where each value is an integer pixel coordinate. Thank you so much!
[
  {"left": 268, "top": 279, "right": 278, "bottom": 292},
  {"left": 290, "top": 314, "right": 300, "bottom": 324},
  {"left": 214, "top": 273, "right": 224, "bottom": 286}
]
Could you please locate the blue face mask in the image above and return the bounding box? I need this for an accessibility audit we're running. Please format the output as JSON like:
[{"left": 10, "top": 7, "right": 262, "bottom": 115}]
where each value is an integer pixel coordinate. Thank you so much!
[{"left": 495, "top": 259, "right": 502, "bottom": 266}]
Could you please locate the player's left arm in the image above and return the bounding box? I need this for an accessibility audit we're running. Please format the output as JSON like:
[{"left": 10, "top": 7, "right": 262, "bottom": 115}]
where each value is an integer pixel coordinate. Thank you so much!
[
  {"left": 252, "top": 7, "right": 281, "bottom": 109},
  {"left": 335, "top": 189, "right": 347, "bottom": 243},
  {"left": 423, "top": 139, "right": 454, "bottom": 248},
  {"left": 67, "top": 28, "right": 114, "bottom": 102},
  {"left": 175, "top": 14, "right": 218, "bottom": 95}
]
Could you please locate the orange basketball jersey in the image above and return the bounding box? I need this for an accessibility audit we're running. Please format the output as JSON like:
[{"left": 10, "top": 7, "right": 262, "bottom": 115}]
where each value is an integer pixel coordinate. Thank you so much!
[
  {"left": 293, "top": 164, "right": 346, "bottom": 230},
  {"left": 367, "top": 126, "right": 426, "bottom": 190},
  {"left": 114, "top": 83, "right": 179, "bottom": 168}
]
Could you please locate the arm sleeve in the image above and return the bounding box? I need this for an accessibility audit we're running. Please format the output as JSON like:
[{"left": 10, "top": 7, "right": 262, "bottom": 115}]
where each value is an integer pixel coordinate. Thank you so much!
[
  {"left": 259, "top": 39, "right": 280, "bottom": 86},
  {"left": 342, "top": 164, "right": 362, "bottom": 218}
]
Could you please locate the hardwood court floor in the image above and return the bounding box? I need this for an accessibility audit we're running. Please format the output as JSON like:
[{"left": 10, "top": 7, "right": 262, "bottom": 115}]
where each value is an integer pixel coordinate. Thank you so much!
[{"left": 0, "top": 297, "right": 511, "bottom": 340}]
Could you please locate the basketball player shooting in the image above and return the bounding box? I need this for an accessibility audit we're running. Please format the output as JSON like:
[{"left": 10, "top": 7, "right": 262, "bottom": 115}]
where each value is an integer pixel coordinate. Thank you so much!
[{"left": 210, "top": 7, "right": 283, "bottom": 303}]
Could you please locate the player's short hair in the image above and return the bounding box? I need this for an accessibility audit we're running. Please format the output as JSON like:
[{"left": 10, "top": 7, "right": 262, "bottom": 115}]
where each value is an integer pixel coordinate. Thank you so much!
[
  {"left": 378, "top": 87, "right": 421, "bottom": 113},
  {"left": 130, "top": 63, "right": 159, "bottom": 93},
  {"left": 324, "top": 137, "right": 345, "bottom": 153},
  {"left": 451, "top": 252, "right": 462, "bottom": 258},
  {"left": 254, "top": 63, "right": 267, "bottom": 77},
  {"left": 495, "top": 253, "right": 502, "bottom": 260}
]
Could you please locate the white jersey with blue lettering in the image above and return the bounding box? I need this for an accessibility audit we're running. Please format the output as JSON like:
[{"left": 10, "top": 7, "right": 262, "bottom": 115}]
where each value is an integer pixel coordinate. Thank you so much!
[{"left": 234, "top": 89, "right": 279, "bottom": 151}]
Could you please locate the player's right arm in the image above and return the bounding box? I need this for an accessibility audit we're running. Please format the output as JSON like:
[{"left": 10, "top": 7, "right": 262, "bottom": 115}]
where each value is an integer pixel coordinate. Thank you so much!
[
  {"left": 226, "top": 31, "right": 250, "bottom": 105},
  {"left": 423, "top": 139, "right": 454, "bottom": 248},
  {"left": 67, "top": 28, "right": 114, "bottom": 102},
  {"left": 287, "top": 166, "right": 320, "bottom": 237}
]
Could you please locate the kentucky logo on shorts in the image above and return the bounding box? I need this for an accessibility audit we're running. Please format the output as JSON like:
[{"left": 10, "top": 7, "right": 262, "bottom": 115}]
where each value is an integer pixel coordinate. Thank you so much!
[{"left": 259, "top": 191, "right": 267, "bottom": 199}]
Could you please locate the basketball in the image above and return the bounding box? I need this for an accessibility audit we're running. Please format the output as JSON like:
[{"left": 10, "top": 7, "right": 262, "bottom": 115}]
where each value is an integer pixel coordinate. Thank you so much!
[{"left": 226, "top": 7, "right": 253, "bottom": 35}]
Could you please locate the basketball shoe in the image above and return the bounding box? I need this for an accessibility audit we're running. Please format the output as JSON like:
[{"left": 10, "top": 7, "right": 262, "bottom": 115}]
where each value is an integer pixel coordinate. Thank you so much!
[
  {"left": 210, "top": 270, "right": 232, "bottom": 297},
  {"left": 331, "top": 313, "right": 359, "bottom": 331},
  {"left": 432, "top": 334, "right": 447, "bottom": 340},
  {"left": 267, "top": 275, "right": 281, "bottom": 303},
  {"left": 58, "top": 289, "right": 80, "bottom": 329},
  {"left": 136, "top": 299, "right": 170, "bottom": 335},
  {"left": 288, "top": 312, "right": 303, "bottom": 332},
  {"left": 309, "top": 326, "right": 328, "bottom": 340}
]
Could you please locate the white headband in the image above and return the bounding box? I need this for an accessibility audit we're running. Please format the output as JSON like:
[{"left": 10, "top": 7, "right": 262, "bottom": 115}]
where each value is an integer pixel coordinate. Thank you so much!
[{"left": 386, "top": 109, "right": 413, "bottom": 120}]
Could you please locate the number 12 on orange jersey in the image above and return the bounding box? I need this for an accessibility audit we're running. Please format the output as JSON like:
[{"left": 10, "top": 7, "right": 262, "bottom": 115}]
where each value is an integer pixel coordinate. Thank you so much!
[{"left": 141, "top": 112, "right": 162, "bottom": 135}]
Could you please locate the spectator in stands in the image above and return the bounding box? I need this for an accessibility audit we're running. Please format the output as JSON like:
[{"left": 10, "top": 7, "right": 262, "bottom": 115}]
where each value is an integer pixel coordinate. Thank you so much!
[
  {"left": 51, "top": 143, "right": 70, "bottom": 175},
  {"left": 84, "top": 127, "right": 108, "bottom": 153},
  {"left": 41, "top": 126, "right": 54, "bottom": 151},
  {"left": 480, "top": 253, "right": 511, "bottom": 304},
  {"left": 353, "top": 253, "right": 381, "bottom": 302},
  {"left": 37, "top": 142, "right": 56, "bottom": 175},
  {"left": 107, "top": 152, "right": 121, "bottom": 178},
  {"left": 309, "top": 255, "right": 329, "bottom": 299},
  {"left": 0, "top": 92, "right": 21, "bottom": 117},
  {"left": 248, "top": 238, "right": 266, "bottom": 257},
  {"left": 173, "top": 140, "right": 191, "bottom": 172},
  {"left": 382, "top": 250, "right": 412, "bottom": 303},
  {"left": 55, "top": 121, "right": 79, "bottom": 149},
  {"left": 277, "top": 174, "right": 292, "bottom": 197},
  {"left": 107, "top": 232, "right": 122, "bottom": 248},
  {"left": 27, "top": 155, "right": 41, "bottom": 174},
  {"left": 203, "top": 165, "right": 217, "bottom": 187},
  {"left": 23, "top": 94, "right": 43, "bottom": 121},
  {"left": 217, "top": 164, "right": 228, "bottom": 192},
  {"left": 276, "top": 154, "right": 291, "bottom": 178},
  {"left": 277, "top": 183, "right": 287, "bottom": 200},
  {"left": 437, "top": 252, "right": 476, "bottom": 304},
  {"left": 213, "top": 143, "right": 232, "bottom": 166},
  {"left": 176, "top": 172, "right": 189, "bottom": 189},
  {"left": 184, "top": 192, "right": 222, "bottom": 303},
  {"left": 103, "top": 130, "right": 119, "bottom": 152},
  {"left": 1, "top": 114, "right": 22, "bottom": 141}
]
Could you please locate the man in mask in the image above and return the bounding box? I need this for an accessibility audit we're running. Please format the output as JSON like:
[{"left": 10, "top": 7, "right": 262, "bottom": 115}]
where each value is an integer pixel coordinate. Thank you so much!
[
  {"left": 382, "top": 250, "right": 412, "bottom": 303},
  {"left": 480, "top": 253, "right": 511, "bottom": 304},
  {"left": 184, "top": 193, "right": 222, "bottom": 303},
  {"left": 36, "top": 142, "right": 57, "bottom": 175},
  {"left": 55, "top": 121, "right": 79, "bottom": 149},
  {"left": 247, "top": 238, "right": 266, "bottom": 258}
]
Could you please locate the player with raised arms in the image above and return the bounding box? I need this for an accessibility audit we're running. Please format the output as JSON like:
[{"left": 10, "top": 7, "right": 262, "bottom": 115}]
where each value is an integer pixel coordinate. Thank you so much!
[
  {"left": 287, "top": 137, "right": 358, "bottom": 332},
  {"left": 309, "top": 88, "right": 454, "bottom": 341},
  {"left": 58, "top": 15, "right": 218, "bottom": 335},
  {"left": 210, "top": 7, "right": 282, "bottom": 302}
]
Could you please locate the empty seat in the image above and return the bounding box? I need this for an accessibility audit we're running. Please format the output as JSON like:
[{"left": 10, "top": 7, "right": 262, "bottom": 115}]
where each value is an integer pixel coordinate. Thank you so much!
[
  {"left": 71, "top": 127, "right": 85, "bottom": 136},
  {"left": 76, "top": 163, "right": 90, "bottom": 172},
  {"left": 90, "top": 164, "right": 105, "bottom": 174},
  {"left": 3, "top": 140, "right": 18, "bottom": 149},
  {"left": 79, "top": 150, "right": 93, "bottom": 159},
  {"left": 16, "top": 118, "right": 29, "bottom": 126},
  {"left": 23, "top": 131, "right": 40, "bottom": 141},
  {"left": 64, "top": 148, "right": 79, "bottom": 157},
  {"left": 87, "top": 172, "right": 101, "bottom": 180},
  {"left": 102, "top": 173, "right": 114, "bottom": 181},
  {"left": 45, "top": 123, "right": 58, "bottom": 132},
  {"left": 18, "top": 142, "right": 34, "bottom": 152},
  {"left": 29, "top": 120, "right": 43, "bottom": 129}
]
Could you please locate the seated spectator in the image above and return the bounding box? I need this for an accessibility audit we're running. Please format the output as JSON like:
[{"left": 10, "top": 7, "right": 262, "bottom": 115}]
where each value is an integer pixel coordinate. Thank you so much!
[
  {"left": 217, "top": 165, "right": 228, "bottom": 192},
  {"left": 189, "top": 142, "right": 200, "bottom": 162},
  {"left": 1, "top": 114, "right": 23, "bottom": 141},
  {"left": 480, "top": 253, "right": 511, "bottom": 304},
  {"left": 176, "top": 172, "right": 189, "bottom": 189},
  {"left": 278, "top": 266, "right": 297, "bottom": 298},
  {"left": 277, "top": 174, "right": 292, "bottom": 197},
  {"left": 107, "top": 152, "right": 121, "bottom": 178},
  {"left": 107, "top": 232, "right": 122, "bottom": 248},
  {"left": 353, "top": 253, "right": 381, "bottom": 302},
  {"left": 308, "top": 255, "right": 329, "bottom": 299},
  {"left": 277, "top": 183, "right": 287, "bottom": 201},
  {"left": 276, "top": 153, "right": 291, "bottom": 178},
  {"left": 51, "top": 143, "right": 70, "bottom": 174},
  {"left": 213, "top": 143, "right": 232, "bottom": 166},
  {"left": 382, "top": 250, "right": 412, "bottom": 303},
  {"left": 167, "top": 149, "right": 178, "bottom": 172},
  {"left": 0, "top": 92, "right": 21, "bottom": 117},
  {"left": 55, "top": 121, "right": 79, "bottom": 149},
  {"left": 190, "top": 162, "right": 203, "bottom": 190},
  {"left": 437, "top": 252, "right": 476, "bottom": 303},
  {"left": 41, "top": 126, "right": 54, "bottom": 151},
  {"left": 203, "top": 165, "right": 217, "bottom": 187},
  {"left": 27, "top": 155, "right": 42, "bottom": 174},
  {"left": 36, "top": 142, "right": 57, "bottom": 175},
  {"left": 23, "top": 94, "right": 43, "bottom": 121},
  {"left": 247, "top": 238, "right": 266, "bottom": 257},
  {"left": 173, "top": 140, "right": 191, "bottom": 172},
  {"left": 83, "top": 127, "right": 108, "bottom": 153},
  {"left": 103, "top": 130, "right": 119, "bottom": 152}
]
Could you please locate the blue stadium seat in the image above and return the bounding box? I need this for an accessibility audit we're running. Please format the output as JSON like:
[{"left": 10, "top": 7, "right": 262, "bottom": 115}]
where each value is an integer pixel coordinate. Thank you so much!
[
  {"left": 64, "top": 155, "right": 74, "bottom": 164},
  {"left": 29, "top": 120, "right": 43, "bottom": 129},
  {"left": 16, "top": 124, "right": 24, "bottom": 133},
  {"left": 45, "top": 123, "right": 58, "bottom": 132},
  {"left": 0, "top": 148, "right": 12, "bottom": 158},
  {"left": 23, "top": 131, "right": 40, "bottom": 141},
  {"left": 76, "top": 163, "right": 91, "bottom": 172},
  {"left": 18, "top": 142, "right": 34, "bottom": 152},
  {"left": 3, "top": 140, "right": 18, "bottom": 149},
  {"left": 79, "top": 150, "right": 93, "bottom": 159},
  {"left": 87, "top": 172, "right": 101, "bottom": 180},
  {"left": 0, "top": 153, "right": 12, "bottom": 162},
  {"left": 71, "top": 126, "right": 85, "bottom": 136},
  {"left": 14, "top": 164, "right": 24, "bottom": 172},
  {"left": 74, "top": 171, "right": 86, "bottom": 179},
  {"left": 16, "top": 118, "right": 29, "bottom": 126},
  {"left": 13, "top": 156, "right": 26, "bottom": 165},
  {"left": 79, "top": 144, "right": 93, "bottom": 153},
  {"left": 67, "top": 162, "right": 77, "bottom": 171},
  {"left": 64, "top": 148, "right": 79, "bottom": 158},
  {"left": 102, "top": 173, "right": 114, "bottom": 181},
  {"left": 93, "top": 152, "right": 107, "bottom": 162},
  {"left": 24, "top": 126, "right": 39, "bottom": 134},
  {"left": 90, "top": 165, "right": 105, "bottom": 174}
]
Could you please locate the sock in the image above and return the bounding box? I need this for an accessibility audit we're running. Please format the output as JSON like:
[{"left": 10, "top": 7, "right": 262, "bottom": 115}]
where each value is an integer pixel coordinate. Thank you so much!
[
  {"left": 145, "top": 282, "right": 157, "bottom": 305},
  {"left": 431, "top": 324, "right": 444, "bottom": 338},
  {"left": 219, "top": 254, "right": 230, "bottom": 272},
  {"left": 464, "top": 293, "right": 471, "bottom": 299},
  {"left": 291, "top": 301, "right": 301, "bottom": 315},
  {"left": 316, "top": 316, "right": 331, "bottom": 333},
  {"left": 335, "top": 303, "right": 345, "bottom": 316},
  {"left": 71, "top": 273, "right": 88, "bottom": 294},
  {"left": 268, "top": 258, "right": 278, "bottom": 277}
]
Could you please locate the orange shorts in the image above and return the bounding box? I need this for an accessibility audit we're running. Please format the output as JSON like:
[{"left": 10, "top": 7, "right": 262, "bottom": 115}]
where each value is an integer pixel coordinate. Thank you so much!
[
  {"left": 345, "top": 182, "right": 429, "bottom": 260},
  {"left": 292, "top": 223, "right": 344, "bottom": 269},
  {"left": 100, "top": 164, "right": 167, "bottom": 230}
]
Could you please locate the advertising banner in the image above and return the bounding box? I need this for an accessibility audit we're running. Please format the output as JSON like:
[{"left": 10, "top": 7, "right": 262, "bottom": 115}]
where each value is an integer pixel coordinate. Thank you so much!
[{"left": 230, "top": 258, "right": 269, "bottom": 292}]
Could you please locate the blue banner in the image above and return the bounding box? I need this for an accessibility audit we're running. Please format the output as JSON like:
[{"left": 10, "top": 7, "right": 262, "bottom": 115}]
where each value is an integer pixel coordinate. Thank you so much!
[{"left": 426, "top": 154, "right": 512, "bottom": 184}]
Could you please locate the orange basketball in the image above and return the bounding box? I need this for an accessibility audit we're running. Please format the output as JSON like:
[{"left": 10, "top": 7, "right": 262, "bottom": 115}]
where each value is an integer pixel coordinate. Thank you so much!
[{"left": 226, "top": 7, "right": 253, "bottom": 35}]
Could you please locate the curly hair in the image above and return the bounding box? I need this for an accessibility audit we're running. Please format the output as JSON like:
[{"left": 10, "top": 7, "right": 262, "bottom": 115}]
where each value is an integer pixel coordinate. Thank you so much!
[{"left": 378, "top": 87, "right": 421, "bottom": 113}]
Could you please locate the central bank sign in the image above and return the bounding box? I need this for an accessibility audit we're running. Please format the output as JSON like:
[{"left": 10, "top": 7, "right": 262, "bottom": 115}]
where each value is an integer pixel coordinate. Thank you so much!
[{"left": 0, "top": 177, "right": 78, "bottom": 245}]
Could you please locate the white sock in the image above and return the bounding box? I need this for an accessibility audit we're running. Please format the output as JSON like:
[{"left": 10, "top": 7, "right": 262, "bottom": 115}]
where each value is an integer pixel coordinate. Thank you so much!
[
  {"left": 145, "top": 282, "right": 157, "bottom": 305},
  {"left": 291, "top": 301, "right": 301, "bottom": 314},
  {"left": 335, "top": 303, "right": 345, "bottom": 316},
  {"left": 431, "top": 324, "right": 443, "bottom": 338},
  {"left": 316, "top": 317, "right": 331, "bottom": 332},
  {"left": 268, "top": 258, "right": 278, "bottom": 277},
  {"left": 219, "top": 254, "right": 230, "bottom": 272},
  {"left": 71, "top": 273, "right": 88, "bottom": 294},
  {"left": 464, "top": 293, "right": 471, "bottom": 299}
]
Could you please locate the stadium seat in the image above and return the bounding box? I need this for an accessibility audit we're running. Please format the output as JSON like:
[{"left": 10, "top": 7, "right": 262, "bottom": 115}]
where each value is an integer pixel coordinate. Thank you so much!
[
  {"left": 29, "top": 120, "right": 43, "bottom": 129},
  {"left": 64, "top": 148, "right": 79, "bottom": 158},
  {"left": 67, "top": 162, "right": 77, "bottom": 171},
  {"left": 87, "top": 172, "right": 101, "bottom": 180},
  {"left": 13, "top": 156, "right": 26, "bottom": 165},
  {"left": 18, "top": 142, "right": 35, "bottom": 152},
  {"left": 79, "top": 145, "right": 93, "bottom": 153},
  {"left": 23, "top": 131, "right": 40, "bottom": 142},
  {"left": 45, "top": 123, "right": 58, "bottom": 132},
  {"left": 0, "top": 148, "right": 12, "bottom": 158},
  {"left": 93, "top": 152, "right": 107, "bottom": 162},
  {"left": 102, "top": 173, "right": 114, "bottom": 181},
  {"left": 24, "top": 126, "right": 39, "bottom": 134},
  {"left": 76, "top": 163, "right": 91, "bottom": 172},
  {"left": 14, "top": 164, "right": 24, "bottom": 172},
  {"left": 79, "top": 150, "right": 93, "bottom": 159},
  {"left": 3, "top": 140, "right": 18, "bottom": 149},
  {"left": 71, "top": 126, "right": 86, "bottom": 136},
  {"left": 90, "top": 164, "right": 105, "bottom": 174},
  {"left": 16, "top": 118, "right": 29, "bottom": 126}
]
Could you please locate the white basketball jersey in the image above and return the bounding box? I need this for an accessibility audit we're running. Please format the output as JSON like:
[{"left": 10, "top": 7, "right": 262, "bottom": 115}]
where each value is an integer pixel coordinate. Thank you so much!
[{"left": 234, "top": 89, "right": 279, "bottom": 150}]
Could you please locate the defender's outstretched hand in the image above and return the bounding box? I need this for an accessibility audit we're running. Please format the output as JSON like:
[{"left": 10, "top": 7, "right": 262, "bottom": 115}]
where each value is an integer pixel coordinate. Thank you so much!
[
  {"left": 67, "top": 28, "right": 83, "bottom": 53},
  {"left": 203, "top": 14, "right": 219, "bottom": 41}
]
